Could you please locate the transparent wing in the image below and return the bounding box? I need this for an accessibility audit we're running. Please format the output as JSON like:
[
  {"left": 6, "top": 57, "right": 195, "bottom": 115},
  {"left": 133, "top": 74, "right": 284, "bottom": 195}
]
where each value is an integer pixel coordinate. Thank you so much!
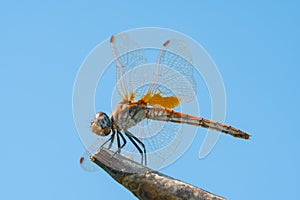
[
  {"left": 80, "top": 150, "right": 99, "bottom": 172},
  {"left": 110, "top": 118, "right": 184, "bottom": 170},
  {"left": 108, "top": 35, "right": 197, "bottom": 170},
  {"left": 132, "top": 39, "right": 197, "bottom": 168},
  {"left": 79, "top": 138, "right": 103, "bottom": 172},
  {"left": 110, "top": 33, "right": 148, "bottom": 100},
  {"left": 110, "top": 34, "right": 196, "bottom": 105},
  {"left": 150, "top": 39, "right": 197, "bottom": 103}
]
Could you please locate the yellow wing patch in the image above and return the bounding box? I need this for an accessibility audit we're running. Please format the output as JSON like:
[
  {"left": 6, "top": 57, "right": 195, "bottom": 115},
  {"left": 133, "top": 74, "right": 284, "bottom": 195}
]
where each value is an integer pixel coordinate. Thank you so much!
[
  {"left": 141, "top": 92, "right": 180, "bottom": 109},
  {"left": 129, "top": 90, "right": 135, "bottom": 101}
]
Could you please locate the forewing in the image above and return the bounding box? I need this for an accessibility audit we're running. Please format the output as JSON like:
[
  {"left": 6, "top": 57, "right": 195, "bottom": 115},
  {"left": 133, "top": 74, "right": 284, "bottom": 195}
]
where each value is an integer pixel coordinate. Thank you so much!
[
  {"left": 150, "top": 39, "right": 197, "bottom": 104},
  {"left": 79, "top": 138, "right": 103, "bottom": 172},
  {"left": 110, "top": 33, "right": 148, "bottom": 100}
]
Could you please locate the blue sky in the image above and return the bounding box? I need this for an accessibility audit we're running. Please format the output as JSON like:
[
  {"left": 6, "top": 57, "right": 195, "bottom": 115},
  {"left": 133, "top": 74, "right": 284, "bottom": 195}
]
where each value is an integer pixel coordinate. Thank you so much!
[{"left": 1, "top": 1, "right": 299, "bottom": 199}]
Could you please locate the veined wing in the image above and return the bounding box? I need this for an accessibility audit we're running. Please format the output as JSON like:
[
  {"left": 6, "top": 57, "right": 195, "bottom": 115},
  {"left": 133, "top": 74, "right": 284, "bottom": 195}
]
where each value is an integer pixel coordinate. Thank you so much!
[
  {"left": 110, "top": 33, "right": 147, "bottom": 101},
  {"left": 142, "top": 39, "right": 197, "bottom": 109},
  {"left": 80, "top": 138, "right": 103, "bottom": 172},
  {"left": 110, "top": 34, "right": 196, "bottom": 109}
]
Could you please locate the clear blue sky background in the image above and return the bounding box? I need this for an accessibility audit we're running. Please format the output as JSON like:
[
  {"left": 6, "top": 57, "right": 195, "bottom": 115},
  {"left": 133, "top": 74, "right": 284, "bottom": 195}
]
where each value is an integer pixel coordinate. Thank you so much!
[{"left": 1, "top": 1, "right": 299, "bottom": 199}]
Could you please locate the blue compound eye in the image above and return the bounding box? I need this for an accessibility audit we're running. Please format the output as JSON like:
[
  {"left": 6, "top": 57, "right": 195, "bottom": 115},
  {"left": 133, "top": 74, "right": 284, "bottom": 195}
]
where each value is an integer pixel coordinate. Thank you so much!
[
  {"left": 95, "top": 112, "right": 111, "bottom": 128},
  {"left": 90, "top": 112, "right": 112, "bottom": 136}
]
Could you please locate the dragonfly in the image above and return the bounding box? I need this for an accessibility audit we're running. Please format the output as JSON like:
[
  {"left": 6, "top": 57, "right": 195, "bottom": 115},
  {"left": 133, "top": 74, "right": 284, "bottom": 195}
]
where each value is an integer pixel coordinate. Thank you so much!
[{"left": 80, "top": 33, "right": 250, "bottom": 169}]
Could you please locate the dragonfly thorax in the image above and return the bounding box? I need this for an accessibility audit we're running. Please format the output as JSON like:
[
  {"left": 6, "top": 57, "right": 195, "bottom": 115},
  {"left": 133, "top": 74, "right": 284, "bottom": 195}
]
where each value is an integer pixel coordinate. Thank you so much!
[
  {"left": 90, "top": 112, "right": 112, "bottom": 136},
  {"left": 112, "top": 101, "right": 148, "bottom": 130}
]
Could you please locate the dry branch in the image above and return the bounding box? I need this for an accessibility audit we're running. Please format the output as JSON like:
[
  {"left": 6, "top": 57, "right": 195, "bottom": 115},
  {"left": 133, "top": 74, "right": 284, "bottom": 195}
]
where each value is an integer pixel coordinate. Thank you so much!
[{"left": 91, "top": 148, "right": 226, "bottom": 200}]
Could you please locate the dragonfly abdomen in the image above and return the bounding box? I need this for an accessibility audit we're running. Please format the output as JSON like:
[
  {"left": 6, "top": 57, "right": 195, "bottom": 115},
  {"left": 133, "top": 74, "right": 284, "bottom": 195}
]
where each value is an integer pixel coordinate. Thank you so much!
[{"left": 146, "top": 105, "right": 250, "bottom": 140}]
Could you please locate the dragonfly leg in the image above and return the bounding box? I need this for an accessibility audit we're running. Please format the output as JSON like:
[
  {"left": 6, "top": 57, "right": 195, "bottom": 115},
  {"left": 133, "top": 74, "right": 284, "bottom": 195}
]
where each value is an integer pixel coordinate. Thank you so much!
[
  {"left": 124, "top": 129, "right": 147, "bottom": 165},
  {"left": 108, "top": 132, "right": 116, "bottom": 149},
  {"left": 107, "top": 129, "right": 127, "bottom": 150},
  {"left": 116, "top": 131, "right": 121, "bottom": 153},
  {"left": 112, "top": 131, "right": 127, "bottom": 157},
  {"left": 100, "top": 131, "right": 115, "bottom": 149},
  {"left": 118, "top": 131, "right": 127, "bottom": 149},
  {"left": 116, "top": 131, "right": 126, "bottom": 153}
]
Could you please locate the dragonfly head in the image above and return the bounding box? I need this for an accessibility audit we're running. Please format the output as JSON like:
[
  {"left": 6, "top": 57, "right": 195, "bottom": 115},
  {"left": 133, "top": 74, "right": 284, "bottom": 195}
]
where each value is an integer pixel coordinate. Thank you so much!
[{"left": 90, "top": 112, "right": 111, "bottom": 136}]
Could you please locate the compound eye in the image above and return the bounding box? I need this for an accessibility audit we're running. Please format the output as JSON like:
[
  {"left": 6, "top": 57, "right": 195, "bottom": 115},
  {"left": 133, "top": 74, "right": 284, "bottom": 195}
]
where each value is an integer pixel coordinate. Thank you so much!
[
  {"left": 91, "top": 112, "right": 112, "bottom": 136},
  {"left": 94, "top": 112, "right": 111, "bottom": 129},
  {"left": 95, "top": 112, "right": 103, "bottom": 118}
]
